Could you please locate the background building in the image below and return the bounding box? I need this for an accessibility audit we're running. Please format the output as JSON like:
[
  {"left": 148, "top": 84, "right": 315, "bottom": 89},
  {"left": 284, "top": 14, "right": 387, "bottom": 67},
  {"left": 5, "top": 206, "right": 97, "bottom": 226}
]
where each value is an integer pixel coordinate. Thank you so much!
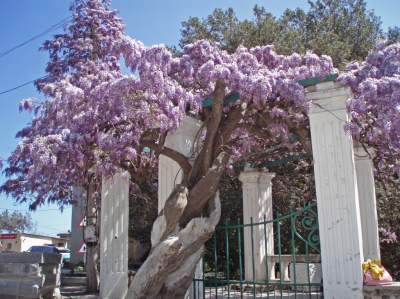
[{"left": 0, "top": 232, "right": 68, "bottom": 252}]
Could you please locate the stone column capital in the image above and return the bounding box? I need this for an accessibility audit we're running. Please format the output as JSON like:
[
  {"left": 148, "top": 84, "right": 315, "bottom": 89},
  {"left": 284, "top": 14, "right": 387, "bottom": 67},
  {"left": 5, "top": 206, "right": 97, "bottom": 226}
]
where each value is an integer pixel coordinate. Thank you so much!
[
  {"left": 164, "top": 116, "right": 203, "bottom": 158},
  {"left": 239, "top": 168, "right": 275, "bottom": 185},
  {"left": 306, "top": 81, "right": 352, "bottom": 115}
]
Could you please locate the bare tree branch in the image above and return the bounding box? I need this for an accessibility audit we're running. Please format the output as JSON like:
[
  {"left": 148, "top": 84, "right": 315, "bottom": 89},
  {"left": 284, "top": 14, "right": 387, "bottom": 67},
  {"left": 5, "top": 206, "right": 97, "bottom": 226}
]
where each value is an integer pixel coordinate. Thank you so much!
[
  {"left": 214, "top": 106, "right": 244, "bottom": 154},
  {"left": 189, "top": 80, "right": 225, "bottom": 185},
  {"left": 142, "top": 140, "right": 192, "bottom": 179}
]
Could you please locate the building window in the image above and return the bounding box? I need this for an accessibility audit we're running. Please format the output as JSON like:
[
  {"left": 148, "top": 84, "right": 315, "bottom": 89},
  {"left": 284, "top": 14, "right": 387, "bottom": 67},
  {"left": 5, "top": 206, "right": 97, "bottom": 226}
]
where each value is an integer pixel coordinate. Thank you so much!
[{"left": 6, "top": 243, "right": 12, "bottom": 250}]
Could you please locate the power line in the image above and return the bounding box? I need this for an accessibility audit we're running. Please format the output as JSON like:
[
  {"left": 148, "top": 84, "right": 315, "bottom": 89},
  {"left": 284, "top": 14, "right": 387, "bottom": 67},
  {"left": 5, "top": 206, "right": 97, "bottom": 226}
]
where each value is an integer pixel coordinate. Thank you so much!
[
  {"left": 0, "top": 207, "right": 71, "bottom": 212},
  {"left": 0, "top": 16, "right": 71, "bottom": 59},
  {"left": 0, "top": 17, "right": 72, "bottom": 96},
  {"left": 0, "top": 75, "right": 47, "bottom": 96}
]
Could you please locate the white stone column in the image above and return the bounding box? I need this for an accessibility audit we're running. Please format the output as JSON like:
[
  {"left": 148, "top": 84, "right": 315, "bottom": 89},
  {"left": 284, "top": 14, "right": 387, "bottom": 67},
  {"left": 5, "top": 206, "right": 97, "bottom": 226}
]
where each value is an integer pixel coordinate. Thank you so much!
[
  {"left": 354, "top": 145, "right": 380, "bottom": 260},
  {"left": 100, "top": 171, "right": 130, "bottom": 299},
  {"left": 307, "top": 82, "right": 364, "bottom": 299},
  {"left": 239, "top": 168, "right": 275, "bottom": 281},
  {"left": 158, "top": 155, "right": 182, "bottom": 213},
  {"left": 157, "top": 116, "right": 204, "bottom": 299}
]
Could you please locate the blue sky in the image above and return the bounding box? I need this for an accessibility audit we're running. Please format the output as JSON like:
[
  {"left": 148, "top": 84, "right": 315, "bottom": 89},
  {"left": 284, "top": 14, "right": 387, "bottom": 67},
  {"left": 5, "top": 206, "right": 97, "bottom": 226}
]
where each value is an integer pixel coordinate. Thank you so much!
[{"left": 0, "top": 0, "right": 398, "bottom": 236}]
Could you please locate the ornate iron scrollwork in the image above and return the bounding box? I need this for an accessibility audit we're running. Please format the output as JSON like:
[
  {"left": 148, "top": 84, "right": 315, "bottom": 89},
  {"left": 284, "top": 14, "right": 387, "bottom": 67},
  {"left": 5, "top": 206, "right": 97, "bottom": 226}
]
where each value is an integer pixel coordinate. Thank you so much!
[{"left": 294, "top": 201, "right": 320, "bottom": 252}]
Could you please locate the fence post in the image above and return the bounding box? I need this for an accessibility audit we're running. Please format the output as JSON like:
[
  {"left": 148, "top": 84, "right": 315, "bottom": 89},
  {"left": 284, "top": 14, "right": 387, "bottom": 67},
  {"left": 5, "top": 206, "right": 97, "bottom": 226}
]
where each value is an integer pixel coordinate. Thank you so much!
[
  {"left": 239, "top": 167, "right": 275, "bottom": 281},
  {"left": 307, "top": 81, "right": 364, "bottom": 299}
]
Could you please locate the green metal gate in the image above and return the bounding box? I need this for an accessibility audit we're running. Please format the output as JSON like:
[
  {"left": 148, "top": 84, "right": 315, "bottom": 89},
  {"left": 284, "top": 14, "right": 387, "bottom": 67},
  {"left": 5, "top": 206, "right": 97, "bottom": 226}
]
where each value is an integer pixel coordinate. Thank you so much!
[{"left": 192, "top": 202, "right": 323, "bottom": 299}]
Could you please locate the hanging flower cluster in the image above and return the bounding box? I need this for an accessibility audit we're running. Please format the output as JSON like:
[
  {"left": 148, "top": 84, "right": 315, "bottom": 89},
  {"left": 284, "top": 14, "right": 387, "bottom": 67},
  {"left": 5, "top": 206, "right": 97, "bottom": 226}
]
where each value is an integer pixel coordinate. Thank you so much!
[{"left": 339, "top": 42, "right": 400, "bottom": 177}]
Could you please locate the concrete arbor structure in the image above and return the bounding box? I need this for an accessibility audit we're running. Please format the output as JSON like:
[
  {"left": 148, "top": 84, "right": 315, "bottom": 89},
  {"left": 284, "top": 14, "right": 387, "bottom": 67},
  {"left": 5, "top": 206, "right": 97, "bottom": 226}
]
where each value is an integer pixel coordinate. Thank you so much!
[
  {"left": 95, "top": 80, "right": 384, "bottom": 299},
  {"left": 239, "top": 168, "right": 275, "bottom": 281},
  {"left": 307, "top": 81, "right": 365, "bottom": 299}
]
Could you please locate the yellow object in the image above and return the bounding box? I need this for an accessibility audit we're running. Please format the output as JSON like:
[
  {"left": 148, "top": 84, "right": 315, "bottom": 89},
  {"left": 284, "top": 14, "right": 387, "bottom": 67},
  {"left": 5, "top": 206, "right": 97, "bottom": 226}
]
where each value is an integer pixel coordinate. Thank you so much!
[{"left": 362, "top": 259, "right": 385, "bottom": 280}]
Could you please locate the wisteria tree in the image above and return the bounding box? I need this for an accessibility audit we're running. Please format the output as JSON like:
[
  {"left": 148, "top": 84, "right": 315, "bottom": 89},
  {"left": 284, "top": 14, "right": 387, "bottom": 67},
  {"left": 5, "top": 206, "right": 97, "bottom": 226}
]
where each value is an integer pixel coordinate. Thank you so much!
[
  {"left": 2, "top": 0, "right": 400, "bottom": 298},
  {"left": 1, "top": 0, "right": 128, "bottom": 291}
]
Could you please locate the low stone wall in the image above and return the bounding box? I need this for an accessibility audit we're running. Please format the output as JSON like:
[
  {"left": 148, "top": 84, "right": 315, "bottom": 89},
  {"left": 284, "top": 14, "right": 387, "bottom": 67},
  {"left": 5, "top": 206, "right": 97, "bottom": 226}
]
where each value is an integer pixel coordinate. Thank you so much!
[
  {"left": 0, "top": 252, "right": 62, "bottom": 299},
  {"left": 364, "top": 282, "right": 400, "bottom": 299}
]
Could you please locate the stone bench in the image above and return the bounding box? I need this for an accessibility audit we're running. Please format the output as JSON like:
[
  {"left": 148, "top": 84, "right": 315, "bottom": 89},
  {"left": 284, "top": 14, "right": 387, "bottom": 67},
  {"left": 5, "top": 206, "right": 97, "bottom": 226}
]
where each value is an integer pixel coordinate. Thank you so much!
[
  {"left": 0, "top": 252, "right": 62, "bottom": 299},
  {"left": 266, "top": 254, "right": 322, "bottom": 292}
]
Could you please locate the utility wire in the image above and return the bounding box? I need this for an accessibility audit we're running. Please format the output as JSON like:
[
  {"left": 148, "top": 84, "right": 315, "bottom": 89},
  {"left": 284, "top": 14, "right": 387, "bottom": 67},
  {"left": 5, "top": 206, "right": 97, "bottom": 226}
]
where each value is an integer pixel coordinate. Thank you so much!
[
  {"left": 0, "top": 16, "right": 71, "bottom": 59},
  {"left": 0, "top": 75, "right": 48, "bottom": 96},
  {"left": 0, "top": 17, "right": 71, "bottom": 96},
  {"left": 0, "top": 207, "right": 71, "bottom": 212}
]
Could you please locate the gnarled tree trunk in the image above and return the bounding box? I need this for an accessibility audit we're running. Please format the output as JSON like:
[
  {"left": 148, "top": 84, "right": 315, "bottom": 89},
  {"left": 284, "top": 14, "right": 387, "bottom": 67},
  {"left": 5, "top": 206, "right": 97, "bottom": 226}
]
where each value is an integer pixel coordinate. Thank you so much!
[
  {"left": 128, "top": 190, "right": 221, "bottom": 298},
  {"left": 128, "top": 81, "right": 232, "bottom": 299}
]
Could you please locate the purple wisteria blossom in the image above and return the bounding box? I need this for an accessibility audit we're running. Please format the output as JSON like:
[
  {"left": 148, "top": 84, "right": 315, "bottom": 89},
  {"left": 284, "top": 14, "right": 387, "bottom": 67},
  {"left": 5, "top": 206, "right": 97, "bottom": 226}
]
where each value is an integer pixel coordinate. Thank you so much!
[
  {"left": 339, "top": 42, "right": 400, "bottom": 178},
  {"left": 1, "top": 0, "right": 335, "bottom": 210}
]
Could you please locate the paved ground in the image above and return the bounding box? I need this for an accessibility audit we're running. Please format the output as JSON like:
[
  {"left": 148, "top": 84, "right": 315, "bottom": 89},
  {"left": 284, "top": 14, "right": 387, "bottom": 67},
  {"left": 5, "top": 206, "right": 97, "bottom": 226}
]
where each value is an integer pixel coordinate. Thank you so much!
[
  {"left": 60, "top": 274, "right": 99, "bottom": 299},
  {"left": 60, "top": 286, "right": 98, "bottom": 299},
  {"left": 202, "top": 287, "right": 323, "bottom": 299}
]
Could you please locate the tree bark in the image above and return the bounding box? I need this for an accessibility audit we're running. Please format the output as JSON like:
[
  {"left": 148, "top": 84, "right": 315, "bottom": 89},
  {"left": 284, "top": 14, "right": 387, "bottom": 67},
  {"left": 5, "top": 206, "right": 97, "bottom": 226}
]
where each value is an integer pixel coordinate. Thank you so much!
[
  {"left": 127, "top": 187, "right": 221, "bottom": 299},
  {"left": 86, "top": 244, "right": 99, "bottom": 291}
]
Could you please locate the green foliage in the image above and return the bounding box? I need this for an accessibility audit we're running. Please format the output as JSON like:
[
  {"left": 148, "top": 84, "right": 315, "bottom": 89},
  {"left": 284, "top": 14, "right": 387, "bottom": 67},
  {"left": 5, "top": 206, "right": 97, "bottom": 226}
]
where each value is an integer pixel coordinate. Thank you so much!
[
  {"left": 0, "top": 210, "right": 35, "bottom": 233},
  {"left": 387, "top": 26, "right": 400, "bottom": 44},
  {"left": 179, "top": 0, "right": 383, "bottom": 68},
  {"left": 74, "top": 261, "right": 85, "bottom": 273},
  {"left": 376, "top": 177, "right": 400, "bottom": 280}
]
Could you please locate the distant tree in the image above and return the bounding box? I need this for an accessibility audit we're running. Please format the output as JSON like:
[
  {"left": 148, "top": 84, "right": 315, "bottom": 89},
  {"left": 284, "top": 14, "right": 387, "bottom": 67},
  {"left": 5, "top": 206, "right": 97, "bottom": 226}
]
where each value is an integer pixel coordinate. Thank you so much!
[
  {"left": 387, "top": 26, "right": 400, "bottom": 44},
  {"left": 0, "top": 210, "right": 35, "bottom": 233},
  {"left": 179, "top": 0, "right": 383, "bottom": 67}
]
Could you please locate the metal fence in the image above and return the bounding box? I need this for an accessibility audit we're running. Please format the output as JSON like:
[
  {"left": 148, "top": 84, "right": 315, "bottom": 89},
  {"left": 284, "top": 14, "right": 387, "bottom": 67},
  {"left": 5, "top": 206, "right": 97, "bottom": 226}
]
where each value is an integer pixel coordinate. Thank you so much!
[{"left": 192, "top": 202, "right": 323, "bottom": 299}]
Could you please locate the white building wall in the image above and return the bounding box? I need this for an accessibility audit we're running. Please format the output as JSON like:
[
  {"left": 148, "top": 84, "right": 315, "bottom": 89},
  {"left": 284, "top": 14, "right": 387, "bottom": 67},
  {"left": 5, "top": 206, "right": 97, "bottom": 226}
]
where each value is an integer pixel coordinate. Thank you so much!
[
  {"left": 20, "top": 235, "right": 53, "bottom": 252},
  {"left": 0, "top": 234, "right": 67, "bottom": 252}
]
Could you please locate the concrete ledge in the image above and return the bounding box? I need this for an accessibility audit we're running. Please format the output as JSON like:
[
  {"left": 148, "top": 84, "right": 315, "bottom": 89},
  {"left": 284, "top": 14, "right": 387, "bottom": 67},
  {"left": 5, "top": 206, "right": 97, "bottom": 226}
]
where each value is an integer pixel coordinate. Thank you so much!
[
  {"left": 0, "top": 263, "right": 40, "bottom": 275},
  {"left": 364, "top": 282, "right": 400, "bottom": 299},
  {"left": 0, "top": 276, "right": 44, "bottom": 297},
  {"left": 0, "top": 252, "right": 62, "bottom": 264},
  {"left": 267, "top": 254, "right": 321, "bottom": 263}
]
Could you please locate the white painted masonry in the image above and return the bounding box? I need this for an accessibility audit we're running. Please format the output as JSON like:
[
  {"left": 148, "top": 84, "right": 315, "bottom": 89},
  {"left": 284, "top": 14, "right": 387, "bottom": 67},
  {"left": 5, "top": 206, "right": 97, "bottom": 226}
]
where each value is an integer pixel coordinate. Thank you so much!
[
  {"left": 158, "top": 117, "right": 202, "bottom": 212},
  {"left": 157, "top": 116, "right": 204, "bottom": 299},
  {"left": 70, "top": 186, "right": 86, "bottom": 265},
  {"left": 307, "top": 82, "right": 364, "bottom": 299},
  {"left": 354, "top": 145, "right": 380, "bottom": 260},
  {"left": 100, "top": 171, "right": 130, "bottom": 299},
  {"left": 239, "top": 167, "right": 275, "bottom": 281}
]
